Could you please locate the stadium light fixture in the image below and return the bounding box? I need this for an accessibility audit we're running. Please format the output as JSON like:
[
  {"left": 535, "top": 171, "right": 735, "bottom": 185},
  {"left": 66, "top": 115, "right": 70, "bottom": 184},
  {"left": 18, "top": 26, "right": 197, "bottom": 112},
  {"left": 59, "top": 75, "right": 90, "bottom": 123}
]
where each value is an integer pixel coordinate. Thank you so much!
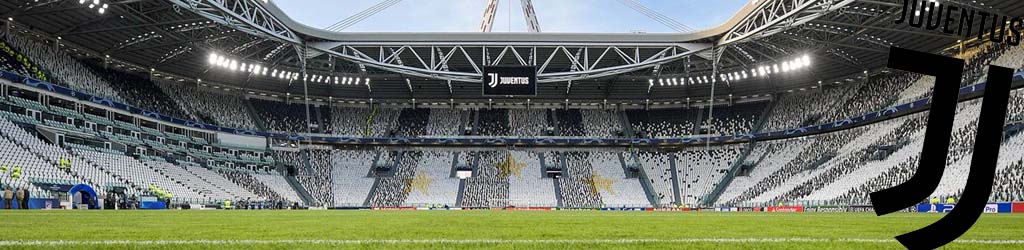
[
  {"left": 209, "top": 56, "right": 352, "bottom": 84},
  {"left": 655, "top": 54, "right": 813, "bottom": 86}
]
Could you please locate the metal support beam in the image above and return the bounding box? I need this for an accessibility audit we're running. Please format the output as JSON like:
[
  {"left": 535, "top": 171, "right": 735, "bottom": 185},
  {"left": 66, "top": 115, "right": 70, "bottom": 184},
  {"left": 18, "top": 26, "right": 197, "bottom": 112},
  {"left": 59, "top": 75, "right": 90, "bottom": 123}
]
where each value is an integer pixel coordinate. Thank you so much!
[
  {"left": 520, "top": 0, "right": 541, "bottom": 32},
  {"left": 310, "top": 42, "right": 709, "bottom": 83},
  {"left": 812, "top": 20, "right": 960, "bottom": 39},
  {"left": 719, "top": 0, "right": 857, "bottom": 46},
  {"left": 167, "top": 0, "right": 301, "bottom": 44},
  {"left": 479, "top": 0, "right": 541, "bottom": 32}
]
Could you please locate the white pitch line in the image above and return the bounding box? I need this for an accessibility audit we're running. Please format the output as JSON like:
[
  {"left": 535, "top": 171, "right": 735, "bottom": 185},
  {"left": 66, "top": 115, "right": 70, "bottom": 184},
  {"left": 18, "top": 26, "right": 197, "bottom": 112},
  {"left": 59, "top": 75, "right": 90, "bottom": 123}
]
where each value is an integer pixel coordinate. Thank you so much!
[{"left": 1, "top": 238, "right": 1023, "bottom": 246}]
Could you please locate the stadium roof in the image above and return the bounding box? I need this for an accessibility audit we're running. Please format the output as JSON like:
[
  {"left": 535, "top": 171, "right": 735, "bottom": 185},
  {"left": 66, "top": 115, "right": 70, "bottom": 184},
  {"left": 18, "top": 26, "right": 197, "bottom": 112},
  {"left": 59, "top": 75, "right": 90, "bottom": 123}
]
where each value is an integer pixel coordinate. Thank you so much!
[{"left": 2, "top": 0, "right": 1022, "bottom": 103}]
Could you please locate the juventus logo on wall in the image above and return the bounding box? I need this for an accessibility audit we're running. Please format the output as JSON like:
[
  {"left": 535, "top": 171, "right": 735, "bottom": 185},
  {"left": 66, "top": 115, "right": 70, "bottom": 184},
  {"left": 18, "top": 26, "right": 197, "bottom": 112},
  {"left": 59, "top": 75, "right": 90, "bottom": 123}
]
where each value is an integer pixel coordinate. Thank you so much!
[
  {"left": 869, "top": 47, "right": 1013, "bottom": 249},
  {"left": 482, "top": 66, "right": 537, "bottom": 96},
  {"left": 487, "top": 73, "right": 501, "bottom": 88}
]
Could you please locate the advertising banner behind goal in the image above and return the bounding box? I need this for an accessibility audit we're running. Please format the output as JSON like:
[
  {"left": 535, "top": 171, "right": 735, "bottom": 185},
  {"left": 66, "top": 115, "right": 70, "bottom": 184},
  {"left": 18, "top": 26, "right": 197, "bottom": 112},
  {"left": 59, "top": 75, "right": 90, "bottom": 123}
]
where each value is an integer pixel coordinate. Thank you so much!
[{"left": 482, "top": 66, "right": 537, "bottom": 96}]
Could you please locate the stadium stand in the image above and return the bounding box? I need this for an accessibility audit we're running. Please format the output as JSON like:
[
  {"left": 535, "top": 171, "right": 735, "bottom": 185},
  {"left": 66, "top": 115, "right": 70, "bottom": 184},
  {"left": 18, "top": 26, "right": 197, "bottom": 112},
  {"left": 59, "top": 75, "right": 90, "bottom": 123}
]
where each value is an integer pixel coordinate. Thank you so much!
[
  {"left": 677, "top": 146, "right": 742, "bottom": 205},
  {"left": 422, "top": 109, "right": 465, "bottom": 136},
  {"left": 590, "top": 151, "right": 647, "bottom": 207},
  {"left": 4, "top": 36, "right": 125, "bottom": 103},
  {"left": 402, "top": 151, "right": 458, "bottom": 206},
  {"left": 721, "top": 127, "right": 866, "bottom": 206},
  {"left": 475, "top": 109, "right": 511, "bottom": 136},
  {"left": 0, "top": 41, "right": 38, "bottom": 79},
  {"left": 393, "top": 109, "right": 430, "bottom": 137},
  {"left": 506, "top": 151, "right": 557, "bottom": 207},
  {"left": 509, "top": 109, "right": 548, "bottom": 137},
  {"left": 636, "top": 151, "right": 675, "bottom": 206},
  {"left": 218, "top": 170, "right": 293, "bottom": 203},
  {"left": 556, "top": 109, "right": 585, "bottom": 137},
  {"left": 278, "top": 150, "right": 333, "bottom": 206},
  {"left": 366, "top": 151, "right": 421, "bottom": 207},
  {"left": 0, "top": 118, "right": 71, "bottom": 198},
  {"left": 250, "top": 99, "right": 329, "bottom": 134},
  {"left": 155, "top": 80, "right": 258, "bottom": 130},
  {"left": 558, "top": 152, "right": 603, "bottom": 208},
  {"left": 581, "top": 110, "right": 623, "bottom": 137},
  {"left": 627, "top": 108, "right": 698, "bottom": 138},
  {"left": 1, "top": 36, "right": 1024, "bottom": 211},
  {"left": 83, "top": 64, "right": 189, "bottom": 119},
  {"left": 251, "top": 172, "right": 305, "bottom": 204},
  {"left": 460, "top": 151, "right": 511, "bottom": 207},
  {"left": 367, "top": 107, "right": 400, "bottom": 137},
  {"left": 331, "top": 149, "right": 376, "bottom": 207},
  {"left": 328, "top": 106, "right": 371, "bottom": 137},
  {"left": 13, "top": 2, "right": 1024, "bottom": 249}
]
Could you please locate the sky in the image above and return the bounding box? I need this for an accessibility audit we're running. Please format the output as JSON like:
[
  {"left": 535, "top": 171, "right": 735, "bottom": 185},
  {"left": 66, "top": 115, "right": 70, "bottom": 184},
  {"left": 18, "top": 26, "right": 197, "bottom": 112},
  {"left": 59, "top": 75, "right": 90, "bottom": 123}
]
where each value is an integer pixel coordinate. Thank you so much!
[{"left": 274, "top": 0, "right": 751, "bottom": 33}]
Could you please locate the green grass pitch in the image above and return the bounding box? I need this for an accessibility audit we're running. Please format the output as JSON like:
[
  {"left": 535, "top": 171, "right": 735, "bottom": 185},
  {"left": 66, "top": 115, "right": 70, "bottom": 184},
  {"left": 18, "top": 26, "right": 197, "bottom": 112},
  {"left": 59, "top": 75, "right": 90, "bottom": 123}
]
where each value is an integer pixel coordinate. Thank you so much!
[{"left": 0, "top": 210, "right": 1021, "bottom": 249}]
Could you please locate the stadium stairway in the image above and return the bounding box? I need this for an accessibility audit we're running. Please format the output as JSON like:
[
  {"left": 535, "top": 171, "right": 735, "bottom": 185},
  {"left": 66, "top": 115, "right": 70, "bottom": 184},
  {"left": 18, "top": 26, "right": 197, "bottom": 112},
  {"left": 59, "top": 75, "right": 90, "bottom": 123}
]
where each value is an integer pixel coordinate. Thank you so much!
[
  {"left": 363, "top": 178, "right": 380, "bottom": 207},
  {"left": 454, "top": 153, "right": 480, "bottom": 207},
  {"left": 617, "top": 112, "right": 634, "bottom": 137},
  {"left": 242, "top": 98, "right": 267, "bottom": 132},
  {"left": 454, "top": 179, "right": 466, "bottom": 207},
  {"left": 620, "top": 152, "right": 659, "bottom": 207},
  {"left": 469, "top": 111, "right": 480, "bottom": 135},
  {"left": 288, "top": 151, "right": 320, "bottom": 206},
  {"left": 364, "top": 106, "right": 376, "bottom": 137},
  {"left": 752, "top": 96, "right": 778, "bottom": 134},
  {"left": 449, "top": 152, "right": 461, "bottom": 178},
  {"left": 284, "top": 175, "right": 315, "bottom": 206},
  {"left": 366, "top": 151, "right": 419, "bottom": 207},
  {"left": 549, "top": 110, "right": 561, "bottom": 135},
  {"left": 668, "top": 153, "right": 682, "bottom": 205},
  {"left": 617, "top": 153, "right": 629, "bottom": 176},
  {"left": 537, "top": 152, "right": 559, "bottom": 206},
  {"left": 703, "top": 141, "right": 756, "bottom": 207},
  {"left": 362, "top": 151, "right": 393, "bottom": 206},
  {"left": 551, "top": 152, "right": 570, "bottom": 208},
  {"left": 314, "top": 105, "right": 325, "bottom": 134},
  {"left": 457, "top": 112, "right": 471, "bottom": 135},
  {"left": 552, "top": 177, "right": 563, "bottom": 208},
  {"left": 692, "top": 107, "right": 704, "bottom": 135},
  {"left": 448, "top": 152, "right": 467, "bottom": 206}
]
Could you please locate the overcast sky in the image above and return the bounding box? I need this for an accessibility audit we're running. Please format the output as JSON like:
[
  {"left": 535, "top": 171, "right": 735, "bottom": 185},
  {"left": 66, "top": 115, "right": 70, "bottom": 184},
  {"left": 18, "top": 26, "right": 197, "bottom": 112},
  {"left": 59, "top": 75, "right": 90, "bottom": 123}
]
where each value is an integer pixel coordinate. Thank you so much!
[{"left": 274, "top": 0, "right": 750, "bottom": 33}]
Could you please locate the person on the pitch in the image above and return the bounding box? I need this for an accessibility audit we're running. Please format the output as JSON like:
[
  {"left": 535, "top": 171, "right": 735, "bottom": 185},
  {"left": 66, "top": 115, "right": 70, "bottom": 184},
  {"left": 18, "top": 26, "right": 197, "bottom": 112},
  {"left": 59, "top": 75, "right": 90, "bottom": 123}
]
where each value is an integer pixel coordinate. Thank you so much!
[
  {"left": 15, "top": 187, "right": 25, "bottom": 209},
  {"left": 2, "top": 186, "right": 11, "bottom": 209}
]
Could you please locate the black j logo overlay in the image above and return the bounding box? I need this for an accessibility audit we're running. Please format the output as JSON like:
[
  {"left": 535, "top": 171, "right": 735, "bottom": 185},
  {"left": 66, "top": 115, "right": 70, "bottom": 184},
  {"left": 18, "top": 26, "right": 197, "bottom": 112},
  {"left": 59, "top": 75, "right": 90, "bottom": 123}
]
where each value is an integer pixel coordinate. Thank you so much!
[{"left": 870, "top": 47, "right": 1013, "bottom": 249}]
